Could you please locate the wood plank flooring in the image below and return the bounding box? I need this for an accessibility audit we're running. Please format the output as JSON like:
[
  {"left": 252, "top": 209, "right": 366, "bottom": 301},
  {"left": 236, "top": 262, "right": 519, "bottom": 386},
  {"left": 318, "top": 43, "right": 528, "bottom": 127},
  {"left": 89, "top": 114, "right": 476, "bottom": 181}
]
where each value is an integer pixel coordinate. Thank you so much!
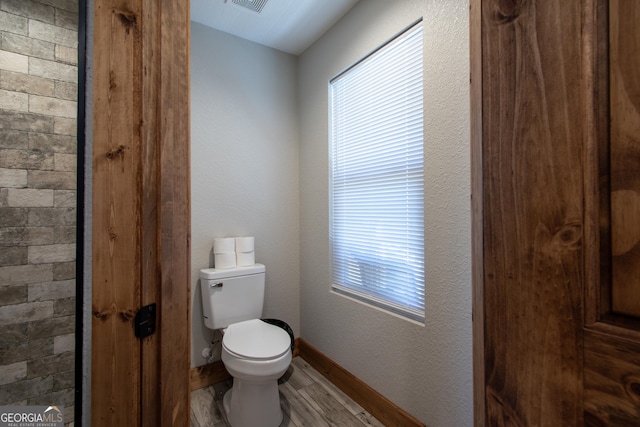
[{"left": 190, "top": 357, "right": 386, "bottom": 427}]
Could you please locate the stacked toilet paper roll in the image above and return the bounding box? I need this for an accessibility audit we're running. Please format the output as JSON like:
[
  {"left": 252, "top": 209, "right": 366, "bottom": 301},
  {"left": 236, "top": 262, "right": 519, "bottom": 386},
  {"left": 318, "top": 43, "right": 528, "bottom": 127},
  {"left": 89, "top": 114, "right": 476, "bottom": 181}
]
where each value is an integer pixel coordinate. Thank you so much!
[
  {"left": 213, "top": 237, "right": 236, "bottom": 269},
  {"left": 212, "top": 236, "right": 256, "bottom": 269},
  {"left": 235, "top": 236, "right": 255, "bottom": 267}
]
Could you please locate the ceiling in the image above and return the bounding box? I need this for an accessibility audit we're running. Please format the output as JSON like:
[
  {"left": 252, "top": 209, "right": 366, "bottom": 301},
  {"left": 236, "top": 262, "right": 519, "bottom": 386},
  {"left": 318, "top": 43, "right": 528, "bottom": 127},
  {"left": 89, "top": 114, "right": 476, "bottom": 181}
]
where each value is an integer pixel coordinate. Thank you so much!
[{"left": 190, "top": 0, "right": 359, "bottom": 55}]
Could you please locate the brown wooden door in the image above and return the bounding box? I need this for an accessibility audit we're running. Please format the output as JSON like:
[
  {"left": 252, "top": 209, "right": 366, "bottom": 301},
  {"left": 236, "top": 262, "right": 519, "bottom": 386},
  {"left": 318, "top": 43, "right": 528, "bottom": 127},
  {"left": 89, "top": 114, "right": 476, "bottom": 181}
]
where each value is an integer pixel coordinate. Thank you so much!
[
  {"left": 472, "top": 0, "right": 640, "bottom": 425},
  {"left": 90, "top": 1, "right": 191, "bottom": 426}
]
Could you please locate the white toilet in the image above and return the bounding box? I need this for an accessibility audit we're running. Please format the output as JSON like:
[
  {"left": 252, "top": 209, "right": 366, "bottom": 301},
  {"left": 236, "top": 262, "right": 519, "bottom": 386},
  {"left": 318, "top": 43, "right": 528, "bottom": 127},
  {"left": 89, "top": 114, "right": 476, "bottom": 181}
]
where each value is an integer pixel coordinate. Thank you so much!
[{"left": 200, "top": 264, "right": 292, "bottom": 427}]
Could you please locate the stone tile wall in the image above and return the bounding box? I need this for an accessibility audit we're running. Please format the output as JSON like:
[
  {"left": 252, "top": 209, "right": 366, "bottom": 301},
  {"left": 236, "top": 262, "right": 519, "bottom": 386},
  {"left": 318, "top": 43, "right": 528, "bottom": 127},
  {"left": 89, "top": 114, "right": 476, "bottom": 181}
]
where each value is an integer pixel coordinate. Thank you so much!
[{"left": 0, "top": 0, "right": 78, "bottom": 425}]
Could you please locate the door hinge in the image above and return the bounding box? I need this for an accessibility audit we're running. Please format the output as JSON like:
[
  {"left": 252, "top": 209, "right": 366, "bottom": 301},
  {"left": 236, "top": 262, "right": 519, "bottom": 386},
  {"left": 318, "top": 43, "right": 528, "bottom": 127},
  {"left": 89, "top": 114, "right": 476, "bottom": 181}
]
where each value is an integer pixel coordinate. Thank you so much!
[{"left": 135, "top": 303, "right": 156, "bottom": 338}]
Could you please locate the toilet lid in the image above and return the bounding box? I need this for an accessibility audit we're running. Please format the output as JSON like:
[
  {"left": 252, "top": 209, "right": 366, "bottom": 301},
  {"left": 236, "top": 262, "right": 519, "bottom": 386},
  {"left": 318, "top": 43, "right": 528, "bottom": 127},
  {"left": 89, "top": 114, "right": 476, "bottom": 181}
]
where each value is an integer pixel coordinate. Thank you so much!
[{"left": 223, "top": 319, "right": 291, "bottom": 360}]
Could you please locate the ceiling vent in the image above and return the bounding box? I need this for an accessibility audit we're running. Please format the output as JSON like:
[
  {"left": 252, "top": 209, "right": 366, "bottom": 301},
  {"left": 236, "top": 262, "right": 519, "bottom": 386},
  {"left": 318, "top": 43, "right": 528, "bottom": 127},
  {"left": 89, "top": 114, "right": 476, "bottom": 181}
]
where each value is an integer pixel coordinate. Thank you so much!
[{"left": 232, "top": 0, "right": 268, "bottom": 14}]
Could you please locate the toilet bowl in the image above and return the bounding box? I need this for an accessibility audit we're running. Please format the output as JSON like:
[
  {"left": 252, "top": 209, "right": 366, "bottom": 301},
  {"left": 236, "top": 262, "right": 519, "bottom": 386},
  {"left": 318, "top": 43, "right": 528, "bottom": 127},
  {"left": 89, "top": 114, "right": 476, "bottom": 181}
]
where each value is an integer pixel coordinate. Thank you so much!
[
  {"left": 221, "top": 319, "right": 292, "bottom": 427},
  {"left": 199, "top": 264, "right": 293, "bottom": 427}
]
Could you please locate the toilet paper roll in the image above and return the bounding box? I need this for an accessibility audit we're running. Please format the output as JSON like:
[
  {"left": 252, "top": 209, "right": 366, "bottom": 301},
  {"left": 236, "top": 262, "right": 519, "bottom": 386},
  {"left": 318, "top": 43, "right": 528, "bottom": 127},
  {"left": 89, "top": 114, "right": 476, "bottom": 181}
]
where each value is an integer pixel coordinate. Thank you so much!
[
  {"left": 236, "top": 251, "right": 255, "bottom": 267},
  {"left": 214, "top": 252, "right": 236, "bottom": 269},
  {"left": 213, "top": 237, "right": 235, "bottom": 254},
  {"left": 235, "top": 236, "right": 254, "bottom": 253}
]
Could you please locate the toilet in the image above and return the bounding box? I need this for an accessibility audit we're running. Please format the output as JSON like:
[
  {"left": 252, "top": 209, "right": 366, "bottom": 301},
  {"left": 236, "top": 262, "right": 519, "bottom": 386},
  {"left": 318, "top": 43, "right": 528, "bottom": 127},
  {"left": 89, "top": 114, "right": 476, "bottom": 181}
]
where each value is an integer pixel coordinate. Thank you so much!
[{"left": 200, "top": 264, "right": 292, "bottom": 427}]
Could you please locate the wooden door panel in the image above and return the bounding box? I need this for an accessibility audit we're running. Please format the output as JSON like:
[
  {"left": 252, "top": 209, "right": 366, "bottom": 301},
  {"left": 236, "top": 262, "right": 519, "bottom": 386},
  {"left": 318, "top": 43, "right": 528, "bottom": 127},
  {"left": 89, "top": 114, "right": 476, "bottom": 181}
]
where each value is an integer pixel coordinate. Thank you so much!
[
  {"left": 481, "top": 1, "right": 584, "bottom": 424},
  {"left": 609, "top": 0, "right": 640, "bottom": 318},
  {"left": 91, "top": 0, "right": 190, "bottom": 426},
  {"left": 92, "top": 1, "right": 143, "bottom": 425},
  {"left": 156, "top": 0, "right": 191, "bottom": 424},
  {"left": 474, "top": 0, "right": 640, "bottom": 426},
  {"left": 584, "top": 329, "right": 640, "bottom": 425},
  {"left": 583, "top": 2, "right": 640, "bottom": 424}
]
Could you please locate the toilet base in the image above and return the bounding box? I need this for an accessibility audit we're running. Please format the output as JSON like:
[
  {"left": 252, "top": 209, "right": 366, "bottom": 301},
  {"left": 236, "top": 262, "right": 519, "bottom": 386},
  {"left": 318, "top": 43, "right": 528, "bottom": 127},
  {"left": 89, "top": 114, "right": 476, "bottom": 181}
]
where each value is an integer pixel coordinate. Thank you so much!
[{"left": 223, "top": 377, "right": 283, "bottom": 427}]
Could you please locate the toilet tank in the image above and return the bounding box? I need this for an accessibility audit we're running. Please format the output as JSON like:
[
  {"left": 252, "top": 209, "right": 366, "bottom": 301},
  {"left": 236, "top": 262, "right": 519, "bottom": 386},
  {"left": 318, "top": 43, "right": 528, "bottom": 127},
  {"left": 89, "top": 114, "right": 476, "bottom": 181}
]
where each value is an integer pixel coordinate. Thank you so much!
[{"left": 199, "top": 264, "right": 265, "bottom": 330}]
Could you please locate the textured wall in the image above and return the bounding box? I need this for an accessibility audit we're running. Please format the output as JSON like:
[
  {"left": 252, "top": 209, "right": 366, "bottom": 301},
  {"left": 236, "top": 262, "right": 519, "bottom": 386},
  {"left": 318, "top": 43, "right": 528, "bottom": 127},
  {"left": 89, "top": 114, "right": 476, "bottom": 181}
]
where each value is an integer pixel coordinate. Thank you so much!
[
  {"left": 0, "top": 0, "right": 77, "bottom": 424},
  {"left": 298, "top": 0, "right": 472, "bottom": 425},
  {"left": 190, "top": 23, "right": 300, "bottom": 368}
]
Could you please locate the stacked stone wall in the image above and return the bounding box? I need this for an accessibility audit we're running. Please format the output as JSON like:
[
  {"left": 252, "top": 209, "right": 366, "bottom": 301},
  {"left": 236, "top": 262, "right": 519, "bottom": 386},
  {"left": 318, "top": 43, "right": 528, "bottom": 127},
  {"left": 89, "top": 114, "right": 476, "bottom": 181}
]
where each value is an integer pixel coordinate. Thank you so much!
[{"left": 0, "top": 0, "right": 78, "bottom": 425}]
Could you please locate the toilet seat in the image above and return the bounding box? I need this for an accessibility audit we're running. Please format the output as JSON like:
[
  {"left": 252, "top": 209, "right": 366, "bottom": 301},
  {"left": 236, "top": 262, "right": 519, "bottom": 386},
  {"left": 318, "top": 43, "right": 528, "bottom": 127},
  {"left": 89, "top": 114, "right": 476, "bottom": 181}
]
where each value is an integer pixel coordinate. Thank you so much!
[{"left": 223, "top": 319, "right": 291, "bottom": 360}]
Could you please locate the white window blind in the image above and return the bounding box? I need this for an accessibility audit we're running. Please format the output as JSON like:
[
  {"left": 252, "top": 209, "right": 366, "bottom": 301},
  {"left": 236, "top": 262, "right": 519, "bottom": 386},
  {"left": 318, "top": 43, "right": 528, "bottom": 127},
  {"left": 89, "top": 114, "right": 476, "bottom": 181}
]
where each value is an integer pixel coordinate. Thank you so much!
[{"left": 329, "top": 21, "right": 424, "bottom": 322}]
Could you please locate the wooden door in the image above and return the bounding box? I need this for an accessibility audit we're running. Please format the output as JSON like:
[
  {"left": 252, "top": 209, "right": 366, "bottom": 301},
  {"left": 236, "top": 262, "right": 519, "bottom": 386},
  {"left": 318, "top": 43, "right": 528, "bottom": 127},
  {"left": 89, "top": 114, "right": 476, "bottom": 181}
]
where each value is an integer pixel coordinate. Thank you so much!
[
  {"left": 471, "top": 0, "right": 640, "bottom": 425},
  {"left": 90, "top": 0, "right": 191, "bottom": 426}
]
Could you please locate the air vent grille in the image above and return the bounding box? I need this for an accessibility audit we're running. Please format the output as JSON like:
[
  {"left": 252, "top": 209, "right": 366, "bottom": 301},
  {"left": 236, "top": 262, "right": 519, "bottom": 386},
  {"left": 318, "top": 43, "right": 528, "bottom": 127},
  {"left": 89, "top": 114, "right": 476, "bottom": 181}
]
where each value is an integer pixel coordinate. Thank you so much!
[{"left": 232, "top": 0, "right": 268, "bottom": 14}]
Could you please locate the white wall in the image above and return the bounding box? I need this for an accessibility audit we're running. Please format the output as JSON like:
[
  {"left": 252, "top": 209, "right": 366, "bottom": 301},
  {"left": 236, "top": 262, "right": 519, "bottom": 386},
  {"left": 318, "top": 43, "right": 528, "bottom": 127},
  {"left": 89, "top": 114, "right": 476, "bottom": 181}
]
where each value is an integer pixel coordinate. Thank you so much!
[
  {"left": 190, "top": 22, "right": 300, "bottom": 367},
  {"left": 298, "top": 1, "right": 472, "bottom": 425}
]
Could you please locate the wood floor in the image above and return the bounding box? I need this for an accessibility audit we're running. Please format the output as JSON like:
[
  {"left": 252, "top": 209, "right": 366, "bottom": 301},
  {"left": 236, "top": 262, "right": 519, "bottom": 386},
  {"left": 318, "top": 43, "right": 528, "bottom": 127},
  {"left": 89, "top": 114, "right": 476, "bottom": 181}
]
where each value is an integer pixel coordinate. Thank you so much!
[{"left": 190, "top": 357, "right": 386, "bottom": 427}]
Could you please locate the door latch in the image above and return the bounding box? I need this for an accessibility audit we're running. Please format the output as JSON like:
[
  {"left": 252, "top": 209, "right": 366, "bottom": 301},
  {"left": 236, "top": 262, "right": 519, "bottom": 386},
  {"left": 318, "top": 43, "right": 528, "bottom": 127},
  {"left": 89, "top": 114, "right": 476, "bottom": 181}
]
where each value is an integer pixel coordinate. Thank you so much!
[{"left": 135, "top": 303, "right": 156, "bottom": 338}]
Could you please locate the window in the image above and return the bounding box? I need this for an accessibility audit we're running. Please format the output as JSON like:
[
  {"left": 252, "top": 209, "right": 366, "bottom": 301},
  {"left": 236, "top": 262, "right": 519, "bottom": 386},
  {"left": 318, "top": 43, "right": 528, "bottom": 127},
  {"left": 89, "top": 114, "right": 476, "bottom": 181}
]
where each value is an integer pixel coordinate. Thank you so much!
[{"left": 329, "top": 21, "right": 424, "bottom": 322}]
